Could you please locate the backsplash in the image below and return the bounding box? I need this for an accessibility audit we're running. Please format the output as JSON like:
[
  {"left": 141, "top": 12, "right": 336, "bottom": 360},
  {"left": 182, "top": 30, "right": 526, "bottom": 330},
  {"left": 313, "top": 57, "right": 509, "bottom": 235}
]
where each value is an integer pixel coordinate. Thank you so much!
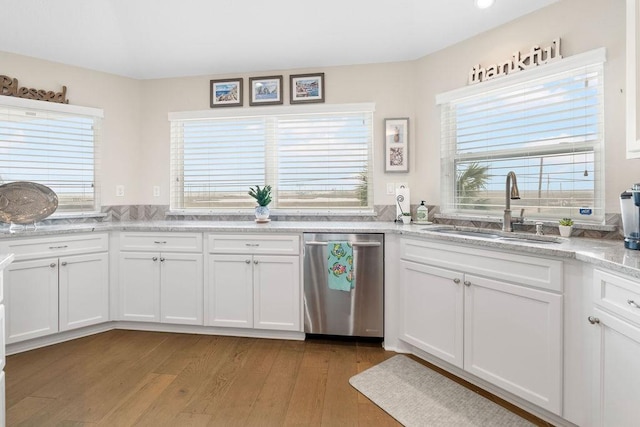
[{"left": 33, "top": 204, "right": 623, "bottom": 240}]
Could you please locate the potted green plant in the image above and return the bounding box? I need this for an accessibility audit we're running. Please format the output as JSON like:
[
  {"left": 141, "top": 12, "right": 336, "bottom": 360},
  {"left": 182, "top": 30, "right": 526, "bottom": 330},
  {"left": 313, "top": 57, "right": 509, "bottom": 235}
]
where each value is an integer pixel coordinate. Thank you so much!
[
  {"left": 559, "top": 218, "right": 574, "bottom": 237},
  {"left": 248, "top": 185, "right": 272, "bottom": 221},
  {"left": 401, "top": 212, "right": 412, "bottom": 225}
]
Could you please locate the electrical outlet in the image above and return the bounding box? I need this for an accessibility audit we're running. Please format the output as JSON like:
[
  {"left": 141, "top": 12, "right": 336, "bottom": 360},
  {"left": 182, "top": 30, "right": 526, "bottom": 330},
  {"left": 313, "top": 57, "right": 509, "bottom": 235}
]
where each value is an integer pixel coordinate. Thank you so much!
[
  {"left": 386, "top": 183, "right": 395, "bottom": 195},
  {"left": 153, "top": 186, "right": 160, "bottom": 197},
  {"left": 116, "top": 185, "right": 124, "bottom": 197}
]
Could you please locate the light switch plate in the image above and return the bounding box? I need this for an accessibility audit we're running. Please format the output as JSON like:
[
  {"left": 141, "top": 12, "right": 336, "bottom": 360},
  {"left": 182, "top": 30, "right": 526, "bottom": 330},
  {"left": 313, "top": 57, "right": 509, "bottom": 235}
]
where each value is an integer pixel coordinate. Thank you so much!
[{"left": 386, "top": 183, "right": 395, "bottom": 195}]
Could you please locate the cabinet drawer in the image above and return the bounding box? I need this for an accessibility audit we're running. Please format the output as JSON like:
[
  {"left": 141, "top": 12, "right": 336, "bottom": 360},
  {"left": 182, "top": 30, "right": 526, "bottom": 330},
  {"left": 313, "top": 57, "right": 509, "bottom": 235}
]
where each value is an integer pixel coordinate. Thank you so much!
[
  {"left": 208, "top": 234, "right": 300, "bottom": 255},
  {"left": 400, "top": 238, "right": 563, "bottom": 292},
  {"left": 120, "top": 232, "right": 202, "bottom": 252},
  {"left": 0, "top": 233, "right": 108, "bottom": 261},
  {"left": 594, "top": 269, "right": 640, "bottom": 325}
]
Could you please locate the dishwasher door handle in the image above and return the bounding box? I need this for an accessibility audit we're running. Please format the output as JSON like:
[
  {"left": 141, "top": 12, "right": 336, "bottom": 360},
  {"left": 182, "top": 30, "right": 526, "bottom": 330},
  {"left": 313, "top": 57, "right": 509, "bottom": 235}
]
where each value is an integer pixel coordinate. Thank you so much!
[{"left": 305, "top": 241, "right": 381, "bottom": 247}]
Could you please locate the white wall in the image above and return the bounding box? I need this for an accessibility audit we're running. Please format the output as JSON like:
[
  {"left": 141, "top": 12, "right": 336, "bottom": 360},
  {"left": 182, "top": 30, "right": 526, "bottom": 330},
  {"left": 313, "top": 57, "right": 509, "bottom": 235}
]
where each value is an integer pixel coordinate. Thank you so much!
[{"left": 0, "top": 0, "right": 636, "bottom": 214}]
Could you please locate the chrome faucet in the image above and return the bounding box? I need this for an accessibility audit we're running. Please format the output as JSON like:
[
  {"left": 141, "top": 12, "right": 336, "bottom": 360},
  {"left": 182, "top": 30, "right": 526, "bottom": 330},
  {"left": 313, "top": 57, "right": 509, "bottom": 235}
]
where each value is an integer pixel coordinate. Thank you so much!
[{"left": 503, "top": 171, "right": 521, "bottom": 232}]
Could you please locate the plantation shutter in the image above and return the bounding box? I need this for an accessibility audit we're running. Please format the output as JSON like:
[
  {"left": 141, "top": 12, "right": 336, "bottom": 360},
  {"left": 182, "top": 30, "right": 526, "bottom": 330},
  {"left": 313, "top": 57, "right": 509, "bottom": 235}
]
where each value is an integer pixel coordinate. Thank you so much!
[
  {"left": 437, "top": 48, "right": 605, "bottom": 221},
  {"left": 0, "top": 98, "right": 102, "bottom": 213}
]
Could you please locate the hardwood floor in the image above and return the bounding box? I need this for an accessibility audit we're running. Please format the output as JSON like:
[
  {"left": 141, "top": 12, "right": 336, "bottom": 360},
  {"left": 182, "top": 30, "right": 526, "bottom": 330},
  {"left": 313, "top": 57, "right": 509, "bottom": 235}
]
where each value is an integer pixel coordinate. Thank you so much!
[{"left": 5, "top": 330, "right": 549, "bottom": 426}]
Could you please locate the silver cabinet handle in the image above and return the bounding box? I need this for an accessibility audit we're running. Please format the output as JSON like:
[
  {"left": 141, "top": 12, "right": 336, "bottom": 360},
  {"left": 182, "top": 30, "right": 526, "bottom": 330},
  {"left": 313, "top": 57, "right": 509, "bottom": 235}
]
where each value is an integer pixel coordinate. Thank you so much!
[
  {"left": 154, "top": 241, "right": 167, "bottom": 244},
  {"left": 453, "top": 278, "right": 460, "bottom": 284},
  {"left": 49, "top": 245, "right": 68, "bottom": 249},
  {"left": 464, "top": 280, "right": 471, "bottom": 287},
  {"left": 160, "top": 257, "right": 165, "bottom": 262},
  {"left": 245, "top": 243, "right": 260, "bottom": 247},
  {"left": 628, "top": 300, "right": 640, "bottom": 309},
  {"left": 50, "top": 263, "right": 56, "bottom": 268},
  {"left": 588, "top": 316, "right": 600, "bottom": 324},
  {"left": 61, "top": 262, "right": 67, "bottom": 266},
  {"left": 254, "top": 260, "right": 259, "bottom": 264},
  {"left": 305, "top": 241, "right": 381, "bottom": 247},
  {"left": 152, "top": 257, "right": 158, "bottom": 261},
  {"left": 245, "top": 259, "right": 251, "bottom": 264}
]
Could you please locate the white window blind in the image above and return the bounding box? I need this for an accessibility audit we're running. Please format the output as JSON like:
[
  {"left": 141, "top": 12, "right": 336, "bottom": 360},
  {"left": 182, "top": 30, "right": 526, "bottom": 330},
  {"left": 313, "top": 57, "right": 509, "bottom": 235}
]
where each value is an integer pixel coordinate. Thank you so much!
[
  {"left": 170, "top": 104, "right": 374, "bottom": 212},
  {"left": 0, "top": 100, "right": 102, "bottom": 213},
  {"left": 438, "top": 49, "right": 605, "bottom": 222}
]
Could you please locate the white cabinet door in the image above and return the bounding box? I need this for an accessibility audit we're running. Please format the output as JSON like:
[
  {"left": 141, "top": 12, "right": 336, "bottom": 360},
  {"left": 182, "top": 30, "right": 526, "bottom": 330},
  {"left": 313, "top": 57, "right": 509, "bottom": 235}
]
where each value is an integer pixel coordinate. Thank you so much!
[
  {"left": 591, "top": 307, "right": 640, "bottom": 427},
  {"left": 208, "top": 254, "right": 253, "bottom": 328},
  {"left": 464, "top": 274, "right": 563, "bottom": 414},
  {"left": 160, "top": 253, "right": 203, "bottom": 325},
  {"left": 119, "top": 252, "right": 160, "bottom": 322},
  {"left": 59, "top": 252, "right": 109, "bottom": 331},
  {"left": 399, "top": 260, "right": 464, "bottom": 368},
  {"left": 253, "top": 255, "right": 300, "bottom": 331},
  {"left": 5, "top": 258, "right": 59, "bottom": 344}
]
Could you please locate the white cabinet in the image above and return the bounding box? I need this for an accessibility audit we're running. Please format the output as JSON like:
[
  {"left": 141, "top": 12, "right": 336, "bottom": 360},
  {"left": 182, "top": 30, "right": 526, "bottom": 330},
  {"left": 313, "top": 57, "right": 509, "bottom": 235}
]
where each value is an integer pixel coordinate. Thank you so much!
[
  {"left": 399, "top": 238, "right": 563, "bottom": 414},
  {"left": 118, "top": 233, "right": 203, "bottom": 325},
  {"left": 589, "top": 269, "right": 640, "bottom": 426},
  {"left": 399, "top": 260, "right": 463, "bottom": 367},
  {"left": 207, "top": 234, "right": 301, "bottom": 332},
  {"left": 0, "top": 234, "right": 109, "bottom": 344}
]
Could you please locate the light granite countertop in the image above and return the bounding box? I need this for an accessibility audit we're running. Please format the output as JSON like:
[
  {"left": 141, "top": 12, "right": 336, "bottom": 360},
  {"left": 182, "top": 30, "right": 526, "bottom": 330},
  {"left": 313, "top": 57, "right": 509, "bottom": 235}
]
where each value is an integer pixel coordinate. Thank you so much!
[{"left": 0, "top": 220, "right": 638, "bottom": 280}]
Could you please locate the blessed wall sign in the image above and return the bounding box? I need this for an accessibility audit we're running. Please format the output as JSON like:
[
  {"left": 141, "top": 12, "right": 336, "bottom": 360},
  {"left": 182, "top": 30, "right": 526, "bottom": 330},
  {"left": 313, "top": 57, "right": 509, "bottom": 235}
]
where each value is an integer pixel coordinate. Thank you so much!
[
  {"left": 468, "top": 38, "right": 563, "bottom": 85},
  {"left": 0, "top": 75, "right": 69, "bottom": 104}
]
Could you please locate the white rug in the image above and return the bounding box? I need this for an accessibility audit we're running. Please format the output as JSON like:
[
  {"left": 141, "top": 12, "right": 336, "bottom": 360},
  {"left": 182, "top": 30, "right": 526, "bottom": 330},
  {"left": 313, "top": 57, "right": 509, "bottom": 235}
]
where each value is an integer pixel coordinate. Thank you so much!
[{"left": 349, "top": 355, "right": 535, "bottom": 427}]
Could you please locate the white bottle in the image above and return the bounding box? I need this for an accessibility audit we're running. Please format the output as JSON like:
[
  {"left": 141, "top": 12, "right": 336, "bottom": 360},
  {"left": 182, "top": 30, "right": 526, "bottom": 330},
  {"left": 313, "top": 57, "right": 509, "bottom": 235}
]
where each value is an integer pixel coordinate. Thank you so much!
[{"left": 416, "top": 201, "right": 429, "bottom": 223}]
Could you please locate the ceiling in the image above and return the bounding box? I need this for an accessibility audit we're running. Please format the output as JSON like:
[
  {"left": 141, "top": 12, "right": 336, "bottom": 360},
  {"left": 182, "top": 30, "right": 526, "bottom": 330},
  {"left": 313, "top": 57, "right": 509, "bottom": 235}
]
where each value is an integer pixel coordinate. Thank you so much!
[{"left": 0, "top": 0, "right": 560, "bottom": 80}]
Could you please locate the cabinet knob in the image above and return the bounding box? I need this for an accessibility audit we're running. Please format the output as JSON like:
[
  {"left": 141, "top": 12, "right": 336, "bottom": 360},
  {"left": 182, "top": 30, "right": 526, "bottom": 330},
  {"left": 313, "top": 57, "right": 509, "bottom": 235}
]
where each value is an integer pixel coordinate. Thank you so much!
[
  {"left": 160, "top": 257, "right": 165, "bottom": 262},
  {"left": 50, "top": 263, "right": 56, "bottom": 268},
  {"left": 152, "top": 257, "right": 158, "bottom": 261},
  {"left": 588, "top": 316, "right": 600, "bottom": 325},
  {"left": 464, "top": 280, "right": 471, "bottom": 287},
  {"left": 628, "top": 299, "right": 640, "bottom": 309},
  {"left": 254, "top": 260, "right": 259, "bottom": 264},
  {"left": 245, "top": 259, "right": 251, "bottom": 264},
  {"left": 61, "top": 262, "right": 67, "bottom": 266},
  {"left": 453, "top": 278, "right": 460, "bottom": 284}
]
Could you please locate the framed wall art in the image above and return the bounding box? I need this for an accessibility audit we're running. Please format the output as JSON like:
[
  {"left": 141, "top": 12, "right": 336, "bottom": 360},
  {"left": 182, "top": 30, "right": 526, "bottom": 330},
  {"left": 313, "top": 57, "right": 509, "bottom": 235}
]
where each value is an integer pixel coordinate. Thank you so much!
[
  {"left": 210, "top": 78, "right": 243, "bottom": 108},
  {"left": 384, "top": 118, "right": 409, "bottom": 172},
  {"left": 290, "top": 73, "right": 325, "bottom": 104},
  {"left": 249, "top": 75, "right": 283, "bottom": 106}
]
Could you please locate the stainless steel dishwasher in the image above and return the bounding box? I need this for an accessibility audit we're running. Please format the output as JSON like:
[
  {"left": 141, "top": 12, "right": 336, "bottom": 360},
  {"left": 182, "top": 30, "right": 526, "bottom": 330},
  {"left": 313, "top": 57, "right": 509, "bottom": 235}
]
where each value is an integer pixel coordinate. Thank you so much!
[{"left": 303, "top": 233, "right": 384, "bottom": 337}]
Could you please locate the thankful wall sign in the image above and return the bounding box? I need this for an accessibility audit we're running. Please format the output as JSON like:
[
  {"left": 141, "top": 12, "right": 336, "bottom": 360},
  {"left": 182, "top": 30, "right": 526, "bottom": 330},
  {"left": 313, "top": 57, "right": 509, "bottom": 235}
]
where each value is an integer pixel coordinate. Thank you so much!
[
  {"left": 0, "top": 75, "right": 69, "bottom": 104},
  {"left": 468, "top": 38, "right": 563, "bottom": 85}
]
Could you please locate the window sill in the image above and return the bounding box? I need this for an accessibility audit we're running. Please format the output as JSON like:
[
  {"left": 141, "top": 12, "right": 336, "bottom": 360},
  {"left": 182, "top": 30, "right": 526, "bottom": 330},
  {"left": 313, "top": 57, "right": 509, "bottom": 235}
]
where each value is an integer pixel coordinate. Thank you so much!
[{"left": 166, "top": 209, "right": 377, "bottom": 218}]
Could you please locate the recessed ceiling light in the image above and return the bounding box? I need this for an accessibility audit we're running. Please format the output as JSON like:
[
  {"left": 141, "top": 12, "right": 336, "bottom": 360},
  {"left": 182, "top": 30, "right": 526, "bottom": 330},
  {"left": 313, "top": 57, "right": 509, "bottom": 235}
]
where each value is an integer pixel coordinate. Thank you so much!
[{"left": 475, "top": 0, "right": 495, "bottom": 9}]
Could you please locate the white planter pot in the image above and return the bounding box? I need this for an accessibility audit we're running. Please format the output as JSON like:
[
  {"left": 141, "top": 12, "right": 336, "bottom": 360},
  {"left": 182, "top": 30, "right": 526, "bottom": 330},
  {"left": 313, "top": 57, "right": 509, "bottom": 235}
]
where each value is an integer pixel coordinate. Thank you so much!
[
  {"left": 401, "top": 216, "right": 411, "bottom": 225},
  {"left": 255, "top": 205, "right": 270, "bottom": 220},
  {"left": 559, "top": 225, "right": 572, "bottom": 237}
]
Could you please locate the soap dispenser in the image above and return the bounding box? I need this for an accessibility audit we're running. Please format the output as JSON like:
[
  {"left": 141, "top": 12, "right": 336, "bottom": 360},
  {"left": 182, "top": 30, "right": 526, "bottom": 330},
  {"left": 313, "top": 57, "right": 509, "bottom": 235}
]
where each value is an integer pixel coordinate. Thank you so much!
[{"left": 416, "top": 201, "right": 429, "bottom": 224}]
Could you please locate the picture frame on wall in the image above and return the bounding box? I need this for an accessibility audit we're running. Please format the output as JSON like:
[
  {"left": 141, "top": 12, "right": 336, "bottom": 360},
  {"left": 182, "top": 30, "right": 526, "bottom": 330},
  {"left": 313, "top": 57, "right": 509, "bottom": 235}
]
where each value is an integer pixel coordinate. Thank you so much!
[
  {"left": 290, "top": 73, "right": 325, "bottom": 104},
  {"left": 384, "top": 118, "right": 409, "bottom": 172},
  {"left": 210, "top": 78, "right": 243, "bottom": 108},
  {"left": 249, "top": 75, "right": 283, "bottom": 106}
]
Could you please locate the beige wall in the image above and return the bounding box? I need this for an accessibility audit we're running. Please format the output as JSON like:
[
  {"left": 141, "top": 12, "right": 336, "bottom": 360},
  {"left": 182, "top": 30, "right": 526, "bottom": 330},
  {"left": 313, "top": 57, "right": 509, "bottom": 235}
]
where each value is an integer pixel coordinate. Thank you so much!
[
  {"left": 0, "top": 51, "right": 142, "bottom": 206},
  {"left": 414, "top": 0, "right": 636, "bottom": 214},
  {"left": 1, "top": 0, "right": 636, "bottom": 214}
]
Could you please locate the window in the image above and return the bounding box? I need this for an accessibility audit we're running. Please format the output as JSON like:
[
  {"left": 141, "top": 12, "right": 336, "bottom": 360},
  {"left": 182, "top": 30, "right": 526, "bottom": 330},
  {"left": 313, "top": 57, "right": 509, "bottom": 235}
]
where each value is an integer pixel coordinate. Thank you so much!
[
  {"left": 170, "top": 103, "right": 374, "bottom": 212},
  {"left": 0, "top": 97, "right": 102, "bottom": 213},
  {"left": 437, "top": 48, "right": 605, "bottom": 222}
]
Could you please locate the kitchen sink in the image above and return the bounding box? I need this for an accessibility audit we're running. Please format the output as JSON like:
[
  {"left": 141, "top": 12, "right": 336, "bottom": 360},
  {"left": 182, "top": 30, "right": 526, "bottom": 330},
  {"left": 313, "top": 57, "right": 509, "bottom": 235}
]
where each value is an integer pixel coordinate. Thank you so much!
[{"left": 424, "top": 227, "right": 562, "bottom": 244}]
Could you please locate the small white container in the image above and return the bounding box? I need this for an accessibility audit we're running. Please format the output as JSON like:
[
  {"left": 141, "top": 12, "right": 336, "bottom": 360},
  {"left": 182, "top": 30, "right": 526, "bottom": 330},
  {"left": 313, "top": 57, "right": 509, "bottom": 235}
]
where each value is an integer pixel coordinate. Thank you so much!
[{"left": 401, "top": 215, "right": 411, "bottom": 225}]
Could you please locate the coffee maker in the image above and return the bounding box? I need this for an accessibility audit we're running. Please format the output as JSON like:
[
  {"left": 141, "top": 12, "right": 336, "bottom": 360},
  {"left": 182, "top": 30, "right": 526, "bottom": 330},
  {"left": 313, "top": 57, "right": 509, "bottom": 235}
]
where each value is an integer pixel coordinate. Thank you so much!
[{"left": 620, "top": 183, "right": 640, "bottom": 250}]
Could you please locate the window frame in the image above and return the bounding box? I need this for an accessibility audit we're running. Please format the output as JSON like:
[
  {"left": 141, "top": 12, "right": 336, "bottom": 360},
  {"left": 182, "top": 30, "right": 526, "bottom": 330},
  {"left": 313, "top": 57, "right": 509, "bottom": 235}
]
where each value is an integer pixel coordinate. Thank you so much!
[
  {"left": 0, "top": 96, "right": 103, "bottom": 215},
  {"left": 168, "top": 102, "right": 376, "bottom": 215},
  {"left": 436, "top": 48, "right": 606, "bottom": 223}
]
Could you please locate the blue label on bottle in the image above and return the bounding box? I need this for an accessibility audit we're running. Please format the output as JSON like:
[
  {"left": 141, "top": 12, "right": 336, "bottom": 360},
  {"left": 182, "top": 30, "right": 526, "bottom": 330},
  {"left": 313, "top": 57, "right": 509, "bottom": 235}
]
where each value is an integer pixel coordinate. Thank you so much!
[{"left": 579, "top": 207, "right": 593, "bottom": 215}]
